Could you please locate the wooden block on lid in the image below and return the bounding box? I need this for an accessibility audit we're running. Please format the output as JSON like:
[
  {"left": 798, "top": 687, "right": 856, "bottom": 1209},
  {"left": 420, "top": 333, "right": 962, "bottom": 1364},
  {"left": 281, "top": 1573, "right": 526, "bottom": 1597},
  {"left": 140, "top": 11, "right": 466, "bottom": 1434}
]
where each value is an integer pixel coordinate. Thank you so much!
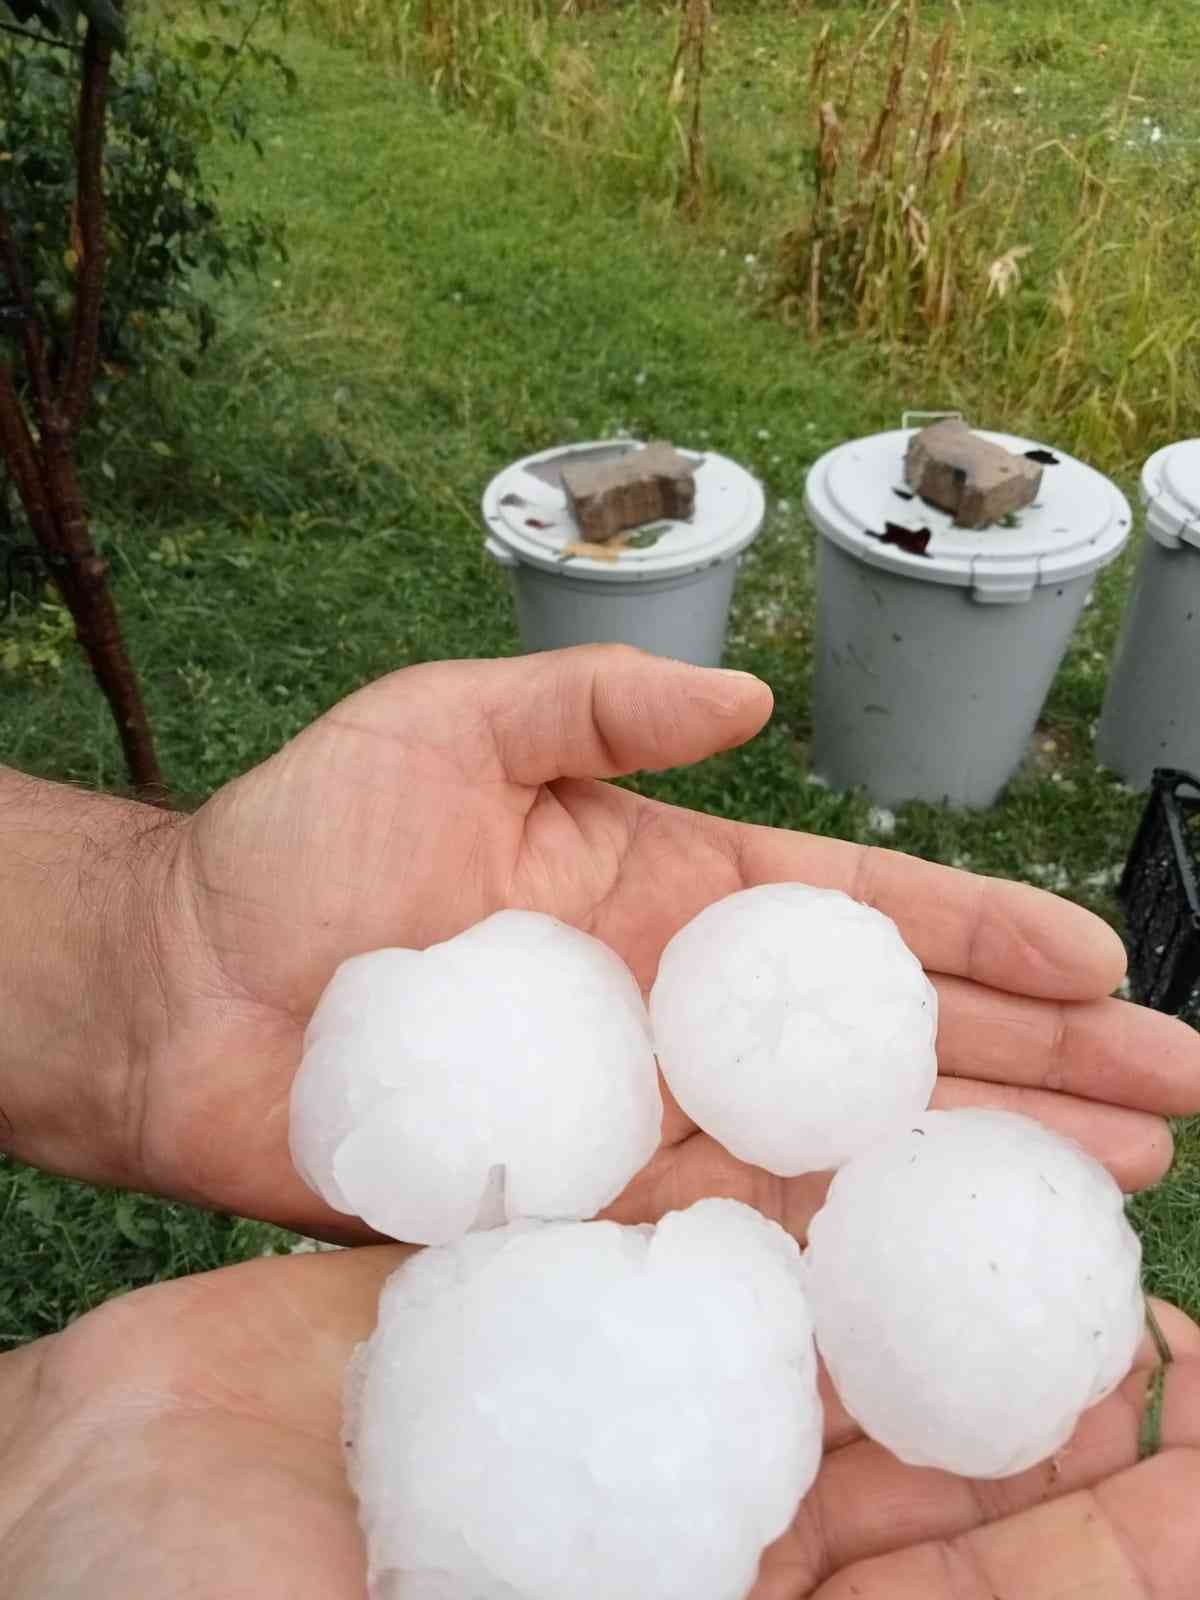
[
  {"left": 904, "top": 419, "right": 1042, "bottom": 529},
  {"left": 562, "top": 441, "right": 698, "bottom": 543}
]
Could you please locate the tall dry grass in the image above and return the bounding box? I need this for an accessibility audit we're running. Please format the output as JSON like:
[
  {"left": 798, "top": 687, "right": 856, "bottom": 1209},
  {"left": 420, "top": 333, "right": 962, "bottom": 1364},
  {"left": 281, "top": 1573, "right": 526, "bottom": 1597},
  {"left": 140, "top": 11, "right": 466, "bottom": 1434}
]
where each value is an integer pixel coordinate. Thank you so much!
[
  {"left": 779, "top": 3, "right": 986, "bottom": 341},
  {"left": 667, "top": 0, "right": 712, "bottom": 217},
  {"left": 297, "top": 0, "right": 555, "bottom": 112},
  {"left": 298, "top": 0, "right": 712, "bottom": 212},
  {"left": 297, "top": 0, "right": 1197, "bottom": 464},
  {"left": 296, "top": 0, "right": 406, "bottom": 61},
  {"left": 776, "top": 0, "right": 1199, "bottom": 464}
]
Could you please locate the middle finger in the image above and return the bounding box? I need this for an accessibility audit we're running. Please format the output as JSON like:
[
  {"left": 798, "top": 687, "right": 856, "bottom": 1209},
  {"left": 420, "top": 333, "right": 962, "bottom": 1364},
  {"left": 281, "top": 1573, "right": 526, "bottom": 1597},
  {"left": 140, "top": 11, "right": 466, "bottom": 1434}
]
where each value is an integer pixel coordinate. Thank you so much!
[{"left": 933, "top": 977, "right": 1200, "bottom": 1117}]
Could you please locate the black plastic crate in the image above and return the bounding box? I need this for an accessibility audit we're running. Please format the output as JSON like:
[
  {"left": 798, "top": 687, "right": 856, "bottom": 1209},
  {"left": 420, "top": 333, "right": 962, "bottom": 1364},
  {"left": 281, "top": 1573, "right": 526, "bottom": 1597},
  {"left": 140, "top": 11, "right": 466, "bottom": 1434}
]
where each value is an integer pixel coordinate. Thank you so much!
[{"left": 1119, "top": 769, "right": 1200, "bottom": 1026}]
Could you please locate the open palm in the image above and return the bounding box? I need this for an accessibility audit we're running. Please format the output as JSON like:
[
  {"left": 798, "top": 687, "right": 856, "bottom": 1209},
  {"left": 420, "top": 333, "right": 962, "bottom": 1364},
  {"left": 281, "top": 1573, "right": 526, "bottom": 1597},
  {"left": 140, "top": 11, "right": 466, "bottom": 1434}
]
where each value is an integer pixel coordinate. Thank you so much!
[
  {"left": 2, "top": 1247, "right": 1198, "bottom": 1600},
  {"left": 131, "top": 644, "right": 1197, "bottom": 1239}
]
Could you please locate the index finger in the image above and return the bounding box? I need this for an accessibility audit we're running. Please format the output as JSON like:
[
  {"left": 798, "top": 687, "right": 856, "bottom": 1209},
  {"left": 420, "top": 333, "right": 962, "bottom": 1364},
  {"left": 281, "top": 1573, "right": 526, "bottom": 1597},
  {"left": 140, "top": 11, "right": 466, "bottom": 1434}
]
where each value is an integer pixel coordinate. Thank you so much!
[{"left": 719, "top": 822, "right": 1129, "bottom": 1001}]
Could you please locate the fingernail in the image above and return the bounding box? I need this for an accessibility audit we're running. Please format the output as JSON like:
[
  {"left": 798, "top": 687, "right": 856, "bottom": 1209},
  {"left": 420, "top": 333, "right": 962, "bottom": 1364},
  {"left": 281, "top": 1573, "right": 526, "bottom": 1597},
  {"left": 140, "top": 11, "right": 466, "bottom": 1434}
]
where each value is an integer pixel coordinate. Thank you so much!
[{"left": 712, "top": 668, "right": 761, "bottom": 683}]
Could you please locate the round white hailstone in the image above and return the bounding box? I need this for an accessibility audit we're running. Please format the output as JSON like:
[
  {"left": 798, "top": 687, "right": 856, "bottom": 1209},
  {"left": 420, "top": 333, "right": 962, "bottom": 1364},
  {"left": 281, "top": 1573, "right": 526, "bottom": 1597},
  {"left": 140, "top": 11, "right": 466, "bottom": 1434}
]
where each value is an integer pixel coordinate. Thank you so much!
[
  {"left": 649, "top": 883, "right": 937, "bottom": 1175},
  {"left": 804, "top": 1109, "right": 1145, "bottom": 1479},
  {"left": 289, "top": 911, "right": 662, "bottom": 1246},
  {"left": 347, "top": 1199, "right": 823, "bottom": 1600}
]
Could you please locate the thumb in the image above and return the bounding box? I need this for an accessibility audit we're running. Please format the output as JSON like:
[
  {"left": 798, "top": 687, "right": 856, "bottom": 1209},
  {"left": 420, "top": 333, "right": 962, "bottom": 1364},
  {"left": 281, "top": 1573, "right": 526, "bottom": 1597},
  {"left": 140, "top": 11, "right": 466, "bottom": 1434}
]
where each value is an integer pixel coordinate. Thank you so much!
[{"left": 467, "top": 644, "right": 773, "bottom": 786}]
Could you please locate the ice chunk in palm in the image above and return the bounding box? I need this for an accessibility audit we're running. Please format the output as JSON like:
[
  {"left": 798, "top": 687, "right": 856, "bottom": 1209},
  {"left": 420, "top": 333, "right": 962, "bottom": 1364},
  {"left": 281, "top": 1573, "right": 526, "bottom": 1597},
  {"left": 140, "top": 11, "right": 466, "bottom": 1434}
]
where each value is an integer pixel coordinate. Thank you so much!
[
  {"left": 650, "top": 883, "right": 937, "bottom": 1175},
  {"left": 289, "top": 911, "right": 662, "bottom": 1244},
  {"left": 805, "top": 1109, "right": 1145, "bottom": 1478},
  {"left": 347, "top": 1200, "right": 823, "bottom": 1600}
]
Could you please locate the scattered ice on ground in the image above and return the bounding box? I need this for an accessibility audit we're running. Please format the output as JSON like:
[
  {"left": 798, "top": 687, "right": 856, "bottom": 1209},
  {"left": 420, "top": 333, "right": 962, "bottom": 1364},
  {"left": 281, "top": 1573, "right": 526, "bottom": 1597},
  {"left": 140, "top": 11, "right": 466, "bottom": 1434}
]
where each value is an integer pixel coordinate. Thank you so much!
[
  {"left": 650, "top": 884, "right": 937, "bottom": 1175},
  {"left": 348, "top": 1199, "right": 822, "bottom": 1600},
  {"left": 752, "top": 599, "right": 786, "bottom": 633},
  {"left": 289, "top": 911, "right": 662, "bottom": 1245},
  {"left": 1083, "top": 864, "right": 1123, "bottom": 892},
  {"left": 1024, "top": 861, "right": 1072, "bottom": 892},
  {"left": 865, "top": 806, "right": 896, "bottom": 838},
  {"left": 805, "top": 1109, "right": 1144, "bottom": 1478}
]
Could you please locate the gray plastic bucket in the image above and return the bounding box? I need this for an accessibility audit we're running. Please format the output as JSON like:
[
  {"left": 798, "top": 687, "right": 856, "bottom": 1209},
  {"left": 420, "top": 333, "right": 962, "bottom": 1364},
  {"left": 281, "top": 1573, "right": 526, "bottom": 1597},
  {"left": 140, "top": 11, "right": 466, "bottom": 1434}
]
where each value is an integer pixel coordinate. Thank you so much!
[
  {"left": 482, "top": 440, "right": 764, "bottom": 668},
  {"left": 1096, "top": 440, "right": 1200, "bottom": 789},
  {"left": 804, "top": 428, "right": 1132, "bottom": 808}
]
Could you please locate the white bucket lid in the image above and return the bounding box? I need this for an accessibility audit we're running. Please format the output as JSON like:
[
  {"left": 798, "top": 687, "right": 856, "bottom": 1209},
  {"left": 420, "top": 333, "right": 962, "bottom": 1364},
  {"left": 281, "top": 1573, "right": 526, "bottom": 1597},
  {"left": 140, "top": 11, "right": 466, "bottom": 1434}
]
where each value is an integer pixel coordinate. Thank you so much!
[
  {"left": 482, "top": 439, "right": 765, "bottom": 583},
  {"left": 1141, "top": 439, "right": 1200, "bottom": 551},
  {"left": 804, "top": 428, "right": 1132, "bottom": 603}
]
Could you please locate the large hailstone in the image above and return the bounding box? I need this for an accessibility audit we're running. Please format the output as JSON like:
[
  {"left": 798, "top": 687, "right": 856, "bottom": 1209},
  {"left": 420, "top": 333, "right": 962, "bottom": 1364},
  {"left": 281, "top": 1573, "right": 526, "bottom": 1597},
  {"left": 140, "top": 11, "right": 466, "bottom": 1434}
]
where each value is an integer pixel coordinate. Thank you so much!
[
  {"left": 805, "top": 1109, "right": 1145, "bottom": 1478},
  {"left": 347, "top": 1199, "right": 823, "bottom": 1600},
  {"left": 649, "top": 883, "right": 937, "bottom": 1175},
  {"left": 289, "top": 911, "right": 662, "bottom": 1245}
]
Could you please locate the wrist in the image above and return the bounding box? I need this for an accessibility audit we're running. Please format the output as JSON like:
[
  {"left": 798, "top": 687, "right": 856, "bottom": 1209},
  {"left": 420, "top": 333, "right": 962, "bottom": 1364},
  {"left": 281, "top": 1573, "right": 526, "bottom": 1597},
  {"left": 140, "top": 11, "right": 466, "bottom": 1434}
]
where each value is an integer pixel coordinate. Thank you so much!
[{"left": 0, "top": 769, "right": 182, "bottom": 1189}]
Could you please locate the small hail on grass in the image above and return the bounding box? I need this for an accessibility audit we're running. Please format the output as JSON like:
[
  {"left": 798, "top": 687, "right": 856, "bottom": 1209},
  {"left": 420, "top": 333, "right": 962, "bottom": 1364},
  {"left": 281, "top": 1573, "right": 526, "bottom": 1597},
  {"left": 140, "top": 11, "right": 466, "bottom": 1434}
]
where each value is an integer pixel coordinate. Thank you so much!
[{"left": 865, "top": 806, "right": 896, "bottom": 837}]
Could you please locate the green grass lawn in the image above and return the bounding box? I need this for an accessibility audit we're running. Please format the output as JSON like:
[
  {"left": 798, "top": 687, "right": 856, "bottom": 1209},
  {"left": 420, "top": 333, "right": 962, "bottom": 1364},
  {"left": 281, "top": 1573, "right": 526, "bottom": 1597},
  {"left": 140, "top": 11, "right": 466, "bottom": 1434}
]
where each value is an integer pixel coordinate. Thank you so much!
[{"left": 2, "top": 6, "right": 1198, "bottom": 1343}]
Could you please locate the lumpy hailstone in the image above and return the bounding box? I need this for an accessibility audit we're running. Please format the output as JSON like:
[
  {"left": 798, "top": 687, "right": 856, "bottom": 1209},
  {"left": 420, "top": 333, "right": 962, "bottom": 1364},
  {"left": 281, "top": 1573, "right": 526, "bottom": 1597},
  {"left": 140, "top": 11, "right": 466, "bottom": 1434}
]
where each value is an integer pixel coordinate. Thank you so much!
[
  {"left": 347, "top": 1199, "right": 823, "bottom": 1600},
  {"left": 650, "top": 883, "right": 938, "bottom": 1175},
  {"left": 289, "top": 911, "right": 661, "bottom": 1245},
  {"left": 805, "top": 1109, "right": 1145, "bottom": 1478}
]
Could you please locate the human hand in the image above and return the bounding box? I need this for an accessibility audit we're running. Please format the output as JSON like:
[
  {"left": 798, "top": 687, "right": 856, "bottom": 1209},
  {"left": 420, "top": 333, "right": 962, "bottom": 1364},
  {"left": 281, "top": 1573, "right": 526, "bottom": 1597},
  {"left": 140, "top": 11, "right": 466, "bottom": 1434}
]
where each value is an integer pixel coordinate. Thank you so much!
[
  {"left": 1, "top": 1247, "right": 1197, "bottom": 1600},
  {"left": 111, "top": 643, "right": 1196, "bottom": 1236}
]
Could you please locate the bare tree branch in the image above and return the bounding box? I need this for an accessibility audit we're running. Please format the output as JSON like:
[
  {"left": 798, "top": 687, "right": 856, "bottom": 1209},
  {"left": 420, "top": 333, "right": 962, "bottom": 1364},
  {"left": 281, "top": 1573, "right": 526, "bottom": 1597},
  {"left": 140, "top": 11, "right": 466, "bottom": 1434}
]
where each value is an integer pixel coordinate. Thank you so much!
[
  {"left": 0, "top": 18, "right": 165, "bottom": 796},
  {"left": 62, "top": 23, "right": 112, "bottom": 435},
  {"left": 0, "top": 365, "right": 59, "bottom": 550},
  {"left": 37, "top": 421, "right": 164, "bottom": 792}
]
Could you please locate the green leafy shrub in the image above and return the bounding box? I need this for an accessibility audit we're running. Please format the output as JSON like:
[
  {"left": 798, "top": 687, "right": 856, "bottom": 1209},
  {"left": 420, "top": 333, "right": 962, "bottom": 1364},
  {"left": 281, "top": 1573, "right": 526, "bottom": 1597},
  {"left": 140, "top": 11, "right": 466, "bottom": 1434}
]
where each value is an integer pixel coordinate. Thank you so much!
[{"left": 0, "top": 33, "right": 287, "bottom": 377}]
